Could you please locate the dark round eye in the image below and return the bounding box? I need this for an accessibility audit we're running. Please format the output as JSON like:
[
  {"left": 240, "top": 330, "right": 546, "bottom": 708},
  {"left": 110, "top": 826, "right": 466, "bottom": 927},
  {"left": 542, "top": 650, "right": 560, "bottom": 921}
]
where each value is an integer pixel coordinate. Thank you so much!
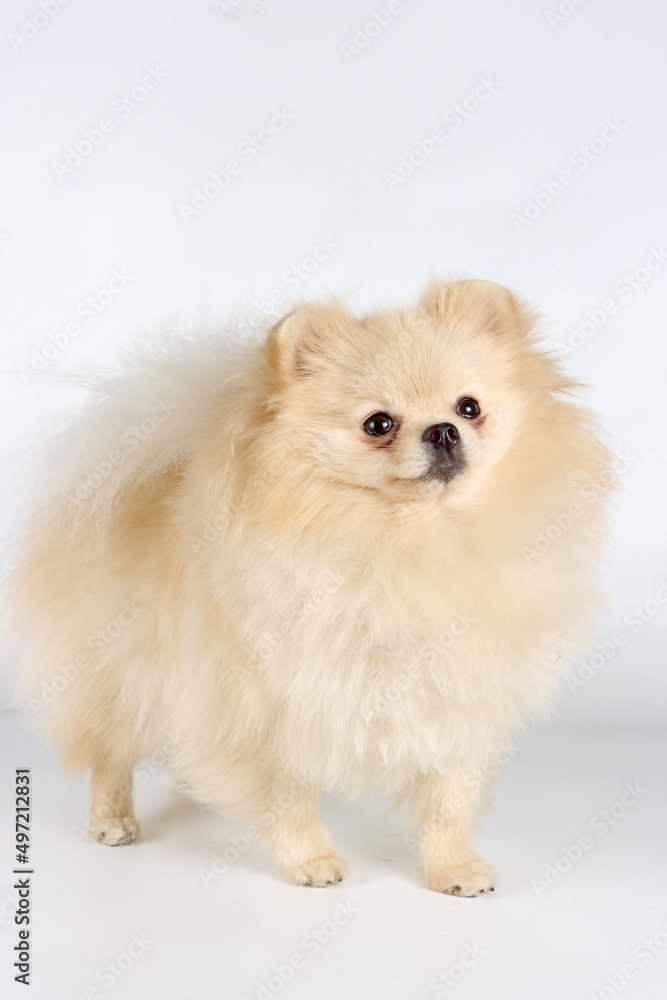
[
  {"left": 363, "top": 412, "right": 393, "bottom": 436},
  {"left": 456, "top": 397, "right": 481, "bottom": 419}
]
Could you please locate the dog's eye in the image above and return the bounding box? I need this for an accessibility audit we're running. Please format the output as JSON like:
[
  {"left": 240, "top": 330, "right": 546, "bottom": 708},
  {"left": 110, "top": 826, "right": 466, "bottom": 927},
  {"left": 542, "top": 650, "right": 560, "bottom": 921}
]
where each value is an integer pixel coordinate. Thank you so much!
[
  {"left": 456, "top": 397, "right": 480, "bottom": 419},
  {"left": 364, "top": 412, "right": 393, "bottom": 436}
]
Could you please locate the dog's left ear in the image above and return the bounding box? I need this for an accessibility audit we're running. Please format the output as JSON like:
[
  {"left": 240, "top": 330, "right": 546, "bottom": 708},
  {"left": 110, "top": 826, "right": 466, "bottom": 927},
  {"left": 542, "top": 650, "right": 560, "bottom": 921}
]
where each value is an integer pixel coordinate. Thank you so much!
[
  {"left": 422, "top": 278, "right": 537, "bottom": 341},
  {"left": 265, "top": 302, "right": 352, "bottom": 383}
]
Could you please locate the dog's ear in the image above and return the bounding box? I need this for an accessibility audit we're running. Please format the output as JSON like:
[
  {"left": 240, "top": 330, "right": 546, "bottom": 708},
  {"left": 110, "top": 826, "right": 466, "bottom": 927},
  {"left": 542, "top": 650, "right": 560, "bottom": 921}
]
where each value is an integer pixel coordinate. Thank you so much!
[
  {"left": 422, "top": 278, "right": 537, "bottom": 341},
  {"left": 266, "top": 302, "right": 353, "bottom": 382}
]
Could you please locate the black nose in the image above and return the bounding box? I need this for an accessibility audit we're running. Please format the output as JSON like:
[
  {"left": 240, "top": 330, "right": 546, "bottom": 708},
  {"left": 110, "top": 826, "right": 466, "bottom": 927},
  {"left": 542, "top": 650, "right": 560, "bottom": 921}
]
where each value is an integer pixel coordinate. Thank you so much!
[{"left": 423, "top": 422, "right": 460, "bottom": 452}]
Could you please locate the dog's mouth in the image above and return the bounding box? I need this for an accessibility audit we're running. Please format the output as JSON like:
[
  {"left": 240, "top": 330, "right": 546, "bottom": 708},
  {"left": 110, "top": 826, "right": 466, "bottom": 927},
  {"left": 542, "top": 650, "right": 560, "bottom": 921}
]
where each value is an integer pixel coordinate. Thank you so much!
[
  {"left": 387, "top": 464, "right": 466, "bottom": 492},
  {"left": 420, "top": 460, "right": 465, "bottom": 484},
  {"left": 420, "top": 443, "right": 467, "bottom": 484}
]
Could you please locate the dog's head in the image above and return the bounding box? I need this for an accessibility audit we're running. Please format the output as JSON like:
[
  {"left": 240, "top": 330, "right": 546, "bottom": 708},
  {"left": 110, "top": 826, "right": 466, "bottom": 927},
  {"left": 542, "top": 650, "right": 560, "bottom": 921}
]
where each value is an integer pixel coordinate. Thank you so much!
[{"left": 260, "top": 279, "right": 555, "bottom": 509}]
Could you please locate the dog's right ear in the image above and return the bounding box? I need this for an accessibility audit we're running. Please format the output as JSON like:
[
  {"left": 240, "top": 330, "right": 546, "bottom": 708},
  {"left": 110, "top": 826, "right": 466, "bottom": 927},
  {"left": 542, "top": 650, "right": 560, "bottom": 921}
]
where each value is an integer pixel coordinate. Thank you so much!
[{"left": 265, "top": 302, "right": 351, "bottom": 382}]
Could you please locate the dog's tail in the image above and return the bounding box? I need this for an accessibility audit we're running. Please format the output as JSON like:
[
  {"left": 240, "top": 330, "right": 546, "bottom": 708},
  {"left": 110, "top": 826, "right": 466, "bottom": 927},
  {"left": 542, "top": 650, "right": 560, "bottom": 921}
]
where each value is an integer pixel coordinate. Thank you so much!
[{"left": 2, "top": 318, "right": 258, "bottom": 764}]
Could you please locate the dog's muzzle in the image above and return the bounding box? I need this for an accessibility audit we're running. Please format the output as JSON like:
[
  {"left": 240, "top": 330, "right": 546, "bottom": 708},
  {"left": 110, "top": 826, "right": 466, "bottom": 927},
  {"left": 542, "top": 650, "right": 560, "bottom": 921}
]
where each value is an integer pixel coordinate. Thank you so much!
[{"left": 421, "top": 422, "right": 466, "bottom": 483}]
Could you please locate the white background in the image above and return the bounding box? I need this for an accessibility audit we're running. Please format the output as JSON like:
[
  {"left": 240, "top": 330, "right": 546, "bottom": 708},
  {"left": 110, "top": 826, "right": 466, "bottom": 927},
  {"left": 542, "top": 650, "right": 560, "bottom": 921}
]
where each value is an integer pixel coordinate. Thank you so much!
[{"left": 1, "top": 2, "right": 666, "bottom": 999}]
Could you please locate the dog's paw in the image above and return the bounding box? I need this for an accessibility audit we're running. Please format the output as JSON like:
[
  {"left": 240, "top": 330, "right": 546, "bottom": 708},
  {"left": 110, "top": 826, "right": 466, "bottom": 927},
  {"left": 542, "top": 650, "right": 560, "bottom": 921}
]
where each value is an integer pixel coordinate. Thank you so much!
[
  {"left": 427, "top": 858, "right": 497, "bottom": 897},
  {"left": 89, "top": 815, "right": 140, "bottom": 846},
  {"left": 284, "top": 852, "right": 349, "bottom": 887}
]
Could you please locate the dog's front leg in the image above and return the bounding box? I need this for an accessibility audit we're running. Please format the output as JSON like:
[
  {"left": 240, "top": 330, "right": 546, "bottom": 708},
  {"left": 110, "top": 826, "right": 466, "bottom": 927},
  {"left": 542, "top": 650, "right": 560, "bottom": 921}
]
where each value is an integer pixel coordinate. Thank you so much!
[
  {"left": 262, "top": 781, "right": 348, "bottom": 887},
  {"left": 408, "top": 762, "right": 498, "bottom": 896}
]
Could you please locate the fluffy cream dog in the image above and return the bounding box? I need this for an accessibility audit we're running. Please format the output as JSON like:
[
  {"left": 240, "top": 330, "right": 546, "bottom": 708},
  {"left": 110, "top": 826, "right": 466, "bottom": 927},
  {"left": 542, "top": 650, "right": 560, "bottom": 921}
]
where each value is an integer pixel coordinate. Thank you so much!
[{"left": 7, "top": 279, "right": 612, "bottom": 895}]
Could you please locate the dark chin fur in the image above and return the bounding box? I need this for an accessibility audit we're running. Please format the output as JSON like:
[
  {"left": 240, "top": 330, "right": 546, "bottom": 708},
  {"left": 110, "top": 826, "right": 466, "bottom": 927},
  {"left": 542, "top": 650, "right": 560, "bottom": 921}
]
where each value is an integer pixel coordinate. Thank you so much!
[{"left": 420, "top": 452, "right": 466, "bottom": 485}]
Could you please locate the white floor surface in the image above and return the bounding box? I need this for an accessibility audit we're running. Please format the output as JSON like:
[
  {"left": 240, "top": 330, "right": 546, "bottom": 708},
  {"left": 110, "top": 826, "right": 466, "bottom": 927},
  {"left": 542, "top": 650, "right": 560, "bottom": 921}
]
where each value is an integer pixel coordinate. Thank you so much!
[{"left": 1, "top": 713, "right": 665, "bottom": 1000}]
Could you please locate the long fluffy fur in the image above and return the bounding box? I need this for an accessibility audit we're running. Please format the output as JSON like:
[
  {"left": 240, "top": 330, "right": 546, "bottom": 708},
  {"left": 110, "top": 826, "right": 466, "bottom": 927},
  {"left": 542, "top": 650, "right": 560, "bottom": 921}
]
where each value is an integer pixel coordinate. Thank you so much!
[{"left": 4, "top": 279, "right": 614, "bottom": 890}]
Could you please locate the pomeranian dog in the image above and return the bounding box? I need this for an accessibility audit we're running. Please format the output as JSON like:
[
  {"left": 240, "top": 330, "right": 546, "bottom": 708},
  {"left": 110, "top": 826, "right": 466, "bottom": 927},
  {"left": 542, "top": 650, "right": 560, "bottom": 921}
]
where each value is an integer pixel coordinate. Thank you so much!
[{"left": 6, "top": 278, "right": 613, "bottom": 896}]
